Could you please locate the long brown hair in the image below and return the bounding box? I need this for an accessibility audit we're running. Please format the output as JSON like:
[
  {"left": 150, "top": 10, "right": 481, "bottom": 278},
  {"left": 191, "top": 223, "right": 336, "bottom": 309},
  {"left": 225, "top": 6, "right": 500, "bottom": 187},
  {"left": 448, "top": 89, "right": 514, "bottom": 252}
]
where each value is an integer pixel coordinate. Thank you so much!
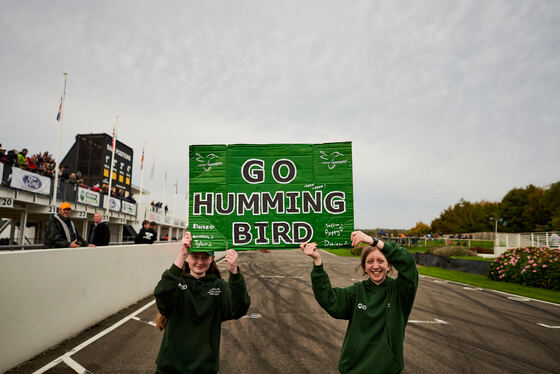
[
  {"left": 355, "top": 245, "right": 393, "bottom": 276},
  {"left": 155, "top": 257, "right": 221, "bottom": 331}
]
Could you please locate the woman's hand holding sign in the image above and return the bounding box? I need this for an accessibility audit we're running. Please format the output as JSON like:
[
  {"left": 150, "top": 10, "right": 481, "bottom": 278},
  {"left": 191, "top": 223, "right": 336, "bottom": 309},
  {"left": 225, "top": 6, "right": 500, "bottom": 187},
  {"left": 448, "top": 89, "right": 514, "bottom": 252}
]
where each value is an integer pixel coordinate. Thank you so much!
[
  {"left": 225, "top": 249, "right": 239, "bottom": 274},
  {"left": 174, "top": 231, "right": 192, "bottom": 268},
  {"left": 300, "top": 241, "right": 322, "bottom": 266}
]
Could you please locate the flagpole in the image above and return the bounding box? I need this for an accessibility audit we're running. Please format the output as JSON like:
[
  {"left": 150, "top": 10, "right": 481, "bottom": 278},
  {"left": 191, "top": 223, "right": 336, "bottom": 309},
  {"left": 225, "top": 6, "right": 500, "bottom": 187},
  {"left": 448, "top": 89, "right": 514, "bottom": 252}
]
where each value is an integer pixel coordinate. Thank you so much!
[
  {"left": 172, "top": 177, "right": 178, "bottom": 215},
  {"left": 137, "top": 141, "right": 146, "bottom": 220},
  {"left": 162, "top": 169, "right": 167, "bottom": 212},
  {"left": 106, "top": 115, "right": 118, "bottom": 216},
  {"left": 52, "top": 71, "right": 68, "bottom": 207},
  {"left": 149, "top": 155, "right": 155, "bottom": 194}
]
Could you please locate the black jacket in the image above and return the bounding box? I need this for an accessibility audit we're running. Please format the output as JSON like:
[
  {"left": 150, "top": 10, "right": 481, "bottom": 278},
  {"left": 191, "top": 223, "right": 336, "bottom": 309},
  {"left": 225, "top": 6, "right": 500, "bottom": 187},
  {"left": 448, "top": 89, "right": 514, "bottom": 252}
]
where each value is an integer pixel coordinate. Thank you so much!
[
  {"left": 135, "top": 227, "right": 157, "bottom": 244},
  {"left": 44, "top": 213, "right": 88, "bottom": 248},
  {"left": 89, "top": 221, "right": 110, "bottom": 246}
]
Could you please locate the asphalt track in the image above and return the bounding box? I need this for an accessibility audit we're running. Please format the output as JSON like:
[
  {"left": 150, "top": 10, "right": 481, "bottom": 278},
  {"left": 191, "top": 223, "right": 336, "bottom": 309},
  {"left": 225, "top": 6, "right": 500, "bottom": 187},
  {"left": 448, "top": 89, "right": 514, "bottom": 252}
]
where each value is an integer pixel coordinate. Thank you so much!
[{"left": 8, "top": 249, "right": 560, "bottom": 374}]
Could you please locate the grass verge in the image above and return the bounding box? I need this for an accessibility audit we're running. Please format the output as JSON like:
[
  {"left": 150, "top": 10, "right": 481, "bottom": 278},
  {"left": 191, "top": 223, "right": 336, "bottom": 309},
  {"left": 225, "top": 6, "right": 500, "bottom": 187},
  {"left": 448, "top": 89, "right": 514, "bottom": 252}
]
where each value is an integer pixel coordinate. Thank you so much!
[
  {"left": 323, "top": 248, "right": 559, "bottom": 304},
  {"left": 323, "top": 248, "right": 358, "bottom": 257},
  {"left": 418, "top": 266, "right": 560, "bottom": 304}
]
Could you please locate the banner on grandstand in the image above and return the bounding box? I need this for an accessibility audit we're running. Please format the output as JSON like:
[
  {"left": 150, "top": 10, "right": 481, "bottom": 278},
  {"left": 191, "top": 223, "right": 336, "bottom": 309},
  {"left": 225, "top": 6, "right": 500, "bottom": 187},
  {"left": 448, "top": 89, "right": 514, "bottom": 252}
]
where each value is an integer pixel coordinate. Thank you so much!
[
  {"left": 10, "top": 168, "right": 52, "bottom": 195},
  {"left": 103, "top": 196, "right": 121, "bottom": 212},
  {"left": 77, "top": 186, "right": 100, "bottom": 206},
  {"left": 188, "top": 142, "right": 354, "bottom": 250},
  {"left": 121, "top": 200, "right": 136, "bottom": 215}
]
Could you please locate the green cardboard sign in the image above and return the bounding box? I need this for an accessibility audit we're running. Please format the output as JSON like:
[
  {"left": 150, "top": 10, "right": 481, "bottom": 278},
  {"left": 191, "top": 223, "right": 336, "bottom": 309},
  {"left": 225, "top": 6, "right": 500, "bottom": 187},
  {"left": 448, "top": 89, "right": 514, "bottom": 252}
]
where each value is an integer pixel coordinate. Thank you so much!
[{"left": 189, "top": 142, "right": 354, "bottom": 250}]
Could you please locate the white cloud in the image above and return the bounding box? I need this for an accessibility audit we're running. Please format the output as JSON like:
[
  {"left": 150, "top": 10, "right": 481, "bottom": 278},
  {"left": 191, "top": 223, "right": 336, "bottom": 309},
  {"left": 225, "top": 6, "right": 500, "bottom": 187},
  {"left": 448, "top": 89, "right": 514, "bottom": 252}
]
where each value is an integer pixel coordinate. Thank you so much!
[{"left": 1, "top": 0, "right": 559, "bottom": 229}]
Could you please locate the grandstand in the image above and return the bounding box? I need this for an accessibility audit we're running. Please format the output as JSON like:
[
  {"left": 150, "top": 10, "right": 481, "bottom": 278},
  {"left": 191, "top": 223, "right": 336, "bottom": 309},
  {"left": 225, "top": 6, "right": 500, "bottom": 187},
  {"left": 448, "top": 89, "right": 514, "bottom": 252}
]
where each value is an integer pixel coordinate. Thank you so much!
[{"left": 0, "top": 134, "right": 186, "bottom": 249}]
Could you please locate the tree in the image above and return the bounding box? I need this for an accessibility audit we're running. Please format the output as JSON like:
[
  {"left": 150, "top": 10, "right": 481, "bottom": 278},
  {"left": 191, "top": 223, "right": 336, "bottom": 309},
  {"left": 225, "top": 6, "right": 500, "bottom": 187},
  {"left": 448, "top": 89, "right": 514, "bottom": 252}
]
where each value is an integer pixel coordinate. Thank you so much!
[
  {"left": 409, "top": 222, "right": 431, "bottom": 236},
  {"left": 543, "top": 182, "right": 560, "bottom": 230}
]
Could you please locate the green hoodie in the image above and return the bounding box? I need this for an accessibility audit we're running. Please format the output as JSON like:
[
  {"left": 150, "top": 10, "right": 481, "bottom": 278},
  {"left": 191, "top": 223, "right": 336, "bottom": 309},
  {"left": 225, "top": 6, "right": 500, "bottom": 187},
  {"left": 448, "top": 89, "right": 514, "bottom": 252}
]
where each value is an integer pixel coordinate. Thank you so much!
[
  {"left": 154, "top": 264, "right": 251, "bottom": 374},
  {"left": 311, "top": 242, "right": 418, "bottom": 374}
]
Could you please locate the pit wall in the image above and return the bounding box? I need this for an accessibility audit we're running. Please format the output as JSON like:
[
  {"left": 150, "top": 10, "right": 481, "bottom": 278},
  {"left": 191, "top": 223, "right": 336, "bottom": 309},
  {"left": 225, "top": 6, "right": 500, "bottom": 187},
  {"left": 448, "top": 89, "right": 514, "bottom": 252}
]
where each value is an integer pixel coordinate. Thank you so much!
[{"left": 0, "top": 243, "right": 225, "bottom": 373}]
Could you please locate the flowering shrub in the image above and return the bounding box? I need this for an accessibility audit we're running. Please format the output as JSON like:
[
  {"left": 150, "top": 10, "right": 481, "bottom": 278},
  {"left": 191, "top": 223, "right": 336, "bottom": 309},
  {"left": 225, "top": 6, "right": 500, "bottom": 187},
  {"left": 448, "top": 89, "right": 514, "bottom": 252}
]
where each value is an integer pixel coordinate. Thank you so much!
[{"left": 488, "top": 247, "right": 560, "bottom": 290}]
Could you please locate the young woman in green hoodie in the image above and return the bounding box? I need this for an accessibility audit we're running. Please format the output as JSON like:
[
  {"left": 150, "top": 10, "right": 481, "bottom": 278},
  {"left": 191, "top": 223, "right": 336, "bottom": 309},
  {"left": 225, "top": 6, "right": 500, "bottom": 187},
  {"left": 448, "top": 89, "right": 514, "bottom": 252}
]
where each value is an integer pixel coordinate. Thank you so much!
[
  {"left": 301, "top": 230, "right": 418, "bottom": 374},
  {"left": 154, "top": 232, "right": 251, "bottom": 374}
]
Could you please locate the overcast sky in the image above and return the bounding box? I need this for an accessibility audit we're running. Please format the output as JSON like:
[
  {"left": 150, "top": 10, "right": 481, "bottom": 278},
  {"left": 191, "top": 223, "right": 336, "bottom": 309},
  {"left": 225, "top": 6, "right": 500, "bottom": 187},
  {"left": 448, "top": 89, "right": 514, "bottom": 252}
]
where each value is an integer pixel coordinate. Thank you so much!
[{"left": 1, "top": 0, "right": 558, "bottom": 229}]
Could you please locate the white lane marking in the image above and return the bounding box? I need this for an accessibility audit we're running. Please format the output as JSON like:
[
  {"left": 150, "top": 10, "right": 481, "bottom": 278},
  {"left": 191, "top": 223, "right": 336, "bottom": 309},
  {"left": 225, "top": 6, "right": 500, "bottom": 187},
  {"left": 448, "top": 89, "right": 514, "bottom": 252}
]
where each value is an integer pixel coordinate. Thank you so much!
[
  {"left": 33, "top": 299, "right": 156, "bottom": 374},
  {"left": 320, "top": 249, "right": 336, "bottom": 256},
  {"left": 291, "top": 276, "right": 304, "bottom": 279},
  {"left": 508, "top": 296, "right": 531, "bottom": 302},
  {"left": 433, "top": 280, "right": 447, "bottom": 283},
  {"left": 351, "top": 278, "right": 365, "bottom": 282},
  {"left": 409, "top": 318, "right": 449, "bottom": 324},
  {"left": 490, "top": 289, "right": 560, "bottom": 307},
  {"left": 242, "top": 313, "right": 262, "bottom": 319},
  {"left": 132, "top": 316, "right": 156, "bottom": 327},
  {"left": 463, "top": 287, "right": 483, "bottom": 291},
  {"left": 537, "top": 323, "right": 560, "bottom": 329},
  {"left": 420, "top": 274, "right": 559, "bottom": 307},
  {"left": 61, "top": 356, "right": 90, "bottom": 373}
]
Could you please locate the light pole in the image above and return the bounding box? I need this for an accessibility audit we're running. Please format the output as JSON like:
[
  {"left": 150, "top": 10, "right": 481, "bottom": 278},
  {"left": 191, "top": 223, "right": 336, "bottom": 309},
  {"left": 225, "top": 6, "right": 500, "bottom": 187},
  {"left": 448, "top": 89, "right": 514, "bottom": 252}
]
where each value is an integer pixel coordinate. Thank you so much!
[{"left": 489, "top": 217, "right": 499, "bottom": 241}]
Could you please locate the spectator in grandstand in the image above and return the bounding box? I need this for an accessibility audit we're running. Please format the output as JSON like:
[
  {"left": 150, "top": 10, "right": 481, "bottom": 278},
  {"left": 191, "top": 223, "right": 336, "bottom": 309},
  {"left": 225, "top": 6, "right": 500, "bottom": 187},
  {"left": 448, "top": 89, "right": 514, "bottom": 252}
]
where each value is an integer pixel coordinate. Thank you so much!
[
  {"left": 26, "top": 155, "right": 38, "bottom": 171},
  {"left": 135, "top": 220, "right": 157, "bottom": 244},
  {"left": 88, "top": 213, "right": 110, "bottom": 246},
  {"left": 17, "top": 148, "right": 28, "bottom": 169},
  {"left": 124, "top": 191, "right": 135, "bottom": 202},
  {"left": 46, "top": 161, "right": 56, "bottom": 176},
  {"left": 153, "top": 231, "right": 250, "bottom": 374},
  {"left": 92, "top": 182, "right": 102, "bottom": 192},
  {"left": 68, "top": 172, "right": 78, "bottom": 184},
  {"left": 150, "top": 221, "right": 159, "bottom": 240},
  {"left": 4, "top": 149, "right": 18, "bottom": 166},
  {"left": 45, "top": 202, "right": 95, "bottom": 248},
  {"left": 61, "top": 165, "right": 70, "bottom": 181},
  {"left": 300, "top": 230, "right": 418, "bottom": 374},
  {"left": 0, "top": 146, "right": 6, "bottom": 160},
  {"left": 76, "top": 171, "right": 84, "bottom": 185}
]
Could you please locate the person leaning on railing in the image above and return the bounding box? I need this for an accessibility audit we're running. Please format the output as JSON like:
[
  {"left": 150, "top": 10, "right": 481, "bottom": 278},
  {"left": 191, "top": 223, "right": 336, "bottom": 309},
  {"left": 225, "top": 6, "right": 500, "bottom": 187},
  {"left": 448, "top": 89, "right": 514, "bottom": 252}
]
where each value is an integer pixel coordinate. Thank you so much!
[{"left": 44, "top": 202, "right": 95, "bottom": 249}]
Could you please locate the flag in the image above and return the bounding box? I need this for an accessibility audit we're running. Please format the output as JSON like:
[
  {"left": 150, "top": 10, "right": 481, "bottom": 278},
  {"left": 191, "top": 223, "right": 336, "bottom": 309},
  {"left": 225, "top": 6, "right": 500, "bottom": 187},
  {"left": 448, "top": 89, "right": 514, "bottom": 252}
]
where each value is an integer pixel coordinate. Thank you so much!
[
  {"left": 140, "top": 143, "right": 145, "bottom": 170},
  {"left": 56, "top": 74, "right": 67, "bottom": 122},
  {"left": 164, "top": 169, "right": 167, "bottom": 187},
  {"left": 150, "top": 156, "right": 155, "bottom": 180},
  {"left": 174, "top": 178, "right": 178, "bottom": 194},
  {"left": 112, "top": 121, "right": 118, "bottom": 149}
]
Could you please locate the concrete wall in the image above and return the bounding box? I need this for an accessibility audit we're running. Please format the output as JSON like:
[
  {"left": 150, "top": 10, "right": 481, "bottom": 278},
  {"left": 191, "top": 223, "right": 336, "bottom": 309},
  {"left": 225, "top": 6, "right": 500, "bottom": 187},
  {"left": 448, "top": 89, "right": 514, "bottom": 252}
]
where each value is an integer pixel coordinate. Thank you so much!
[{"left": 0, "top": 243, "right": 224, "bottom": 373}]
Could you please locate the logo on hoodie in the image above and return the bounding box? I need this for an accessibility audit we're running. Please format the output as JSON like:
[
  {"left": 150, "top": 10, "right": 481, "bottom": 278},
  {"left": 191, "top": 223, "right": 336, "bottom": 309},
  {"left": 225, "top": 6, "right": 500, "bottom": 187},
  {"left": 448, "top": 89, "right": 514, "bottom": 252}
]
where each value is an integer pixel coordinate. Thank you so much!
[
  {"left": 208, "top": 287, "right": 221, "bottom": 296},
  {"left": 357, "top": 302, "right": 367, "bottom": 310},
  {"left": 178, "top": 283, "right": 188, "bottom": 290}
]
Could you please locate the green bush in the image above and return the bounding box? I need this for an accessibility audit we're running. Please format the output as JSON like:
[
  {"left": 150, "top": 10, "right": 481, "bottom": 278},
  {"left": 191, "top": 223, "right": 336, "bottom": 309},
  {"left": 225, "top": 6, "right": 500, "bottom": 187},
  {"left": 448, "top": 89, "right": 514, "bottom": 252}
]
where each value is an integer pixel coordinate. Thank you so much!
[
  {"left": 426, "top": 246, "right": 477, "bottom": 257},
  {"left": 488, "top": 247, "right": 560, "bottom": 290}
]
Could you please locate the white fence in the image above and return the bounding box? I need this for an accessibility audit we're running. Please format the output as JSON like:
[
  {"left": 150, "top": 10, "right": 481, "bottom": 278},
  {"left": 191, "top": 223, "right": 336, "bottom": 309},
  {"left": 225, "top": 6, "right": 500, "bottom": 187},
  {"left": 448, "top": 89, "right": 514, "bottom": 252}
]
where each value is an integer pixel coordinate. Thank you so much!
[{"left": 495, "top": 232, "right": 560, "bottom": 256}]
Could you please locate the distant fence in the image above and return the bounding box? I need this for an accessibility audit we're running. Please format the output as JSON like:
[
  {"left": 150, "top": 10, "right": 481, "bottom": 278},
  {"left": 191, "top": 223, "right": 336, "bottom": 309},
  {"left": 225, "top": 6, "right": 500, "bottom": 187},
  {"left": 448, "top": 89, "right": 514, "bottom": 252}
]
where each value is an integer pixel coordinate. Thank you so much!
[
  {"left": 383, "top": 236, "right": 494, "bottom": 251},
  {"left": 495, "top": 232, "right": 560, "bottom": 255}
]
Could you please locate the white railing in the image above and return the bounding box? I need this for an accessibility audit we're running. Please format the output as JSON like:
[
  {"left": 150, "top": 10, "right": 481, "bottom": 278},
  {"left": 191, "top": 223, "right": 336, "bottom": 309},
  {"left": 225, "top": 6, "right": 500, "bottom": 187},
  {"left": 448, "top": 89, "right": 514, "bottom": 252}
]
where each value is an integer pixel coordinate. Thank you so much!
[{"left": 495, "top": 231, "right": 560, "bottom": 255}]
